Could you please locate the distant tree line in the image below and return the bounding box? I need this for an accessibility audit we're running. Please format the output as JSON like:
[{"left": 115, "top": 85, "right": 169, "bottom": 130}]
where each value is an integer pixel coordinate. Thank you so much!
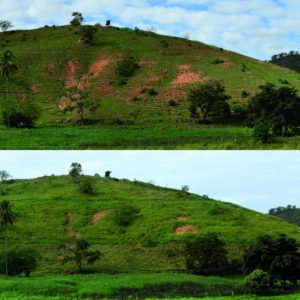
[
  {"left": 269, "top": 205, "right": 300, "bottom": 227},
  {"left": 270, "top": 51, "right": 300, "bottom": 73}
]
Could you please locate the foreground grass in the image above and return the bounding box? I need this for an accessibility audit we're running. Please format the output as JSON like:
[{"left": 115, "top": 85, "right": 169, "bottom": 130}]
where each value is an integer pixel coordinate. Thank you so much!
[
  {"left": 0, "top": 274, "right": 242, "bottom": 299},
  {"left": 0, "top": 125, "right": 299, "bottom": 149},
  {"left": 152, "top": 296, "right": 300, "bottom": 300}
]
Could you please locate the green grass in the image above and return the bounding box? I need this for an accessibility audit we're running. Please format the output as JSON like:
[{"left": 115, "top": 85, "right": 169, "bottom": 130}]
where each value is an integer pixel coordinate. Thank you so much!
[
  {"left": 1, "top": 25, "right": 300, "bottom": 149},
  {"left": 1, "top": 124, "right": 300, "bottom": 149},
  {"left": 154, "top": 296, "right": 300, "bottom": 300},
  {"left": 1, "top": 176, "right": 300, "bottom": 274},
  {"left": 0, "top": 273, "right": 243, "bottom": 299}
]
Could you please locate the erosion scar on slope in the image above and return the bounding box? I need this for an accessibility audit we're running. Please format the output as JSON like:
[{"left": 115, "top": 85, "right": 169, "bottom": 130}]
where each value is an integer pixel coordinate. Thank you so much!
[
  {"left": 91, "top": 210, "right": 109, "bottom": 225},
  {"left": 65, "top": 212, "right": 80, "bottom": 238},
  {"left": 175, "top": 224, "right": 198, "bottom": 235}
]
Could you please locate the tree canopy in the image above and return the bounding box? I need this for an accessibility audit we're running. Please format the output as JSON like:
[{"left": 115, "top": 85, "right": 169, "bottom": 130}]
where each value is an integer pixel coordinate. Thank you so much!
[{"left": 188, "top": 80, "right": 231, "bottom": 124}]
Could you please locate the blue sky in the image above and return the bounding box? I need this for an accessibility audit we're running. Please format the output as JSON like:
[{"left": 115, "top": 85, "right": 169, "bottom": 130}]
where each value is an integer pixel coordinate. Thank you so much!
[
  {"left": 0, "top": 151, "right": 299, "bottom": 213},
  {"left": 0, "top": 0, "right": 299, "bottom": 59}
]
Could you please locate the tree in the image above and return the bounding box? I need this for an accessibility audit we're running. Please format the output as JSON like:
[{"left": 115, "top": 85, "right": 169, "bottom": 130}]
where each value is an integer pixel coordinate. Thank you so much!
[
  {"left": 0, "top": 50, "right": 18, "bottom": 127},
  {"left": 181, "top": 185, "right": 189, "bottom": 193},
  {"left": 105, "top": 171, "right": 112, "bottom": 178},
  {"left": 80, "top": 26, "right": 97, "bottom": 44},
  {"left": 59, "top": 238, "right": 101, "bottom": 273},
  {"left": 0, "top": 247, "right": 37, "bottom": 277},
  {"left": 244, "top": 234, "right": 300, "bottom": 282},
  {"left": 244, "top": 269, "right": 272, "bottom": 295},
  {"left": 70, "top": 12, "right": 84, "bottom": 27},
  {"left": 188, "top": 80, "right": 231, "bottom": 124},
  {"left": 0, "top": 171, "right": 11, "bottom": 182},
  {"left": 0, "top": 200, "right": 17, "bottom": 276},
  {"left": 186, "top": 233, "right": 228, "bottom": 276},
  {"left": 0, "top": 20, "right": 13, "bottom": 32},
  {"left": 247, "top": 84, "right": 300, "bottom": 139},
  {"left": 63, "top": 87, "right": 99, "bottom": 125},
  {"left": 69, "top": 162, "right": 82, "bottom": 183}
]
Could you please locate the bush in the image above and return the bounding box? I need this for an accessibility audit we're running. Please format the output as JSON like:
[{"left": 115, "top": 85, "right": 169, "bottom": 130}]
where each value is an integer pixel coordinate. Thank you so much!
[
  {"left": 0, "top": 248, "right": 38, "bottom": 276},
  {"left": 113, "top": 205, "right": 140, "bottom": 226},
  {"left": 254, "top": 122, "right": 273, "bottom": 143},
  {"left": 2, "top": 100, "right": 40, "bottom": 128},
  {"left": 148, "top": 88, "right": 158, "bottom": 96},
  {"left": 78, "top": 177, "right": 94, "bottom": 194},
  {"left": 244, "top": 269, "right": 272, "bottom": 295},
  {"left": 186, "top": 233, "right": 229, "bottom": 276},
  {"left": 117, "top": 54, "right": 139, "bottom": 83}
]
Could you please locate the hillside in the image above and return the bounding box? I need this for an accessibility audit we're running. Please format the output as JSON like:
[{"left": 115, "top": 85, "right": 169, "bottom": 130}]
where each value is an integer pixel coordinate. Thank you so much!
[
  {"left": 270, "top": 52, "right": 300, "bottom": 73},
  {"left": 269, "top": 206, "right": 300, "bottom": 226},
  {"left": 1, "top": 25, "right": 300, "bottom": 126},
  {"left": 1, "top": 175, "right": 300, "bottom": 275}
]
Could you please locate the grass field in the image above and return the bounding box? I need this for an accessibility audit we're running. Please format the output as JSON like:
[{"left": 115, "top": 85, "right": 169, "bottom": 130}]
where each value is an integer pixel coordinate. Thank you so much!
[
  {"left": 0, "top": 274, "right": 243, "bottom": 299},
  {"left": 1, "top": 124, "right": 300, "bottom": 149}
]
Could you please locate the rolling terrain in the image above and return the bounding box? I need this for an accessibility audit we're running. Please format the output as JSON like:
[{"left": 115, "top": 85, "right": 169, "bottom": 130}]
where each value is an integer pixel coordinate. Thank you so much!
[
  {"left": 1, "top": 25, "right": 300, "bottom": 149},
  {"left": 1, "top": 175, "right": 300, "bottom": 275}
]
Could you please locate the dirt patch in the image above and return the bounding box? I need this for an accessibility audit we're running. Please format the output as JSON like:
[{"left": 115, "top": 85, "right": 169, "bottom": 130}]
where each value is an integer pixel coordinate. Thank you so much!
[
  {"left": 172, "top": 72, "right": 205, "bottom": 85},
  {"left": 65, "top": 212, "right": 80, "bottom": 238},
  {"left": 89, "top": 58, "right": 110, "bottom": 78},
  {"left": 91, "top": 211, "right": 109, "bottom": 225},
  {"left": 45, "top": 62, "right": 55, "bottom": 72},
  {"left": 175, "top": 224, "right": 198, "bottom": 235},
  {"left": 30, "top": 85, "right": 39, "bottom": 94},
  {"left": 222, "top": 58, "right": 233, "bottom": 68},
  {"left": 139, "top": 60, "right": 155, "bottom": 66},
  {"left": 177, "top": 64, "right": 191, "bottom": 71},
  {"left": 66, "top": 60, "right": 78, "bottom": 87},
  {"left": 149, "top": 76, "right": 162, "bottom": 82},
  {"left": 58, "top": 97, "right": 72, "bottom": 111},
  {"left": 177, "top": 216, "right": 188, "bottom": 221}
]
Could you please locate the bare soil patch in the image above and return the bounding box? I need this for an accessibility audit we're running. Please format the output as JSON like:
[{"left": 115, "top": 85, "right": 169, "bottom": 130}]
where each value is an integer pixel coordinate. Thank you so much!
[
  {"left": 91, "top": 211, "right": 109, "bottom": 225},
  {"left": 172, "top": 72, "right": 205, "bottom": 85},
  {"left": 175, "top": 224, "right": 198, "bottom": 235}
]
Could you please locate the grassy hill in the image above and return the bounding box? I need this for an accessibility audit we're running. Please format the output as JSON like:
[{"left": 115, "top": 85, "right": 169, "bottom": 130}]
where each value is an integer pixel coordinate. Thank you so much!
[
  {"left": 1, "top": 175, "right": 300, "bottom": 275},
  {"left": 1, "top": 25, "right": 300, "bottom": 126},
  {"left": 1, "top": 25, "right": 300, "bottom": 149}
]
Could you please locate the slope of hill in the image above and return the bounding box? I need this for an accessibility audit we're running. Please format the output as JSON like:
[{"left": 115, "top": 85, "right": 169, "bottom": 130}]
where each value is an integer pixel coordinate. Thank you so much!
[
  {"left": 1, "top": 25, "right": 300, "bottom": 126},
  {"left": 1, "top": 175, "right": 300, "bottom": 275},
  {"left": 269, "top": 206, "right": 300, "bottom": 226}
]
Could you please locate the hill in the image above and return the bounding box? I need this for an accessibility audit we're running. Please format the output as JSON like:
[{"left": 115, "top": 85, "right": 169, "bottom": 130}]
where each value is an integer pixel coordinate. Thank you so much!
[
  {"left": 1, "top": 25, "right": 300, "bottom": 127},
  {"left": 270, "top": 52, "right": 300, "bottom": 73},
  {"left": 269, "top": 206, "right": 300, "bottom": 226},
  {"left": 1, "top": 175, "right": 300, "bottom": 275}
]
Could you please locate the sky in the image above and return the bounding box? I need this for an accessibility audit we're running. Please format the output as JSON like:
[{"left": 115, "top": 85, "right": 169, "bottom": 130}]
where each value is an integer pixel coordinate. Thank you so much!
[
  {"left": 0, "top": 151, "right": 299, "bottom": 213},
  {"left": 0, "top": 0, "right": 299, "bottom": 60}
]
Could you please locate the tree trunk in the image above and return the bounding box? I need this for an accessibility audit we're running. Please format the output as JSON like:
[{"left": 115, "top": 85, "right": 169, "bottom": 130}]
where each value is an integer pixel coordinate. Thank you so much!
[
  {"left": 5, "top": 232, "right": 8, "bottom": 276},
  {"left": 5, "top": 77, "right": 10, "bottom": 128}
]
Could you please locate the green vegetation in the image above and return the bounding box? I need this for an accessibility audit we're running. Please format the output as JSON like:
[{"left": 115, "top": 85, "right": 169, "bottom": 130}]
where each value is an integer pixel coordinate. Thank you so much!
[
  {"left": 0, "top": 174, "right": 300, "bottom": 274},
  {"left": 269, "top": 206, "right": 300, "bottom": 226},
  {"left": 1, "top": 25, "right": 300, "bottom": 148}
]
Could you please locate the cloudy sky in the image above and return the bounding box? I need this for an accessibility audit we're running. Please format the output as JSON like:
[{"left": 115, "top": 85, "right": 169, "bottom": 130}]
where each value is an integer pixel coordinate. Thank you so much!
[
  {"left": 0, "top": 151, "right": 299, "bottom": 213},
  {"left": 0, "top": 0, "right": 299, "bottom": 60}
]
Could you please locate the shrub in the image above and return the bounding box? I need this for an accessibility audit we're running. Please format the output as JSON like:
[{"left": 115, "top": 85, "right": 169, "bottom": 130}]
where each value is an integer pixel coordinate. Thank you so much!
[
  {"left": 0, "top": 248, "right": 38, "bottom": 276},
  {"left": 117, "top": 54, "right": 139, "bottom": 83},
  {"left": 2, "top": 100, "right": 40, "bottom": 128},
  {"left": 113, "top": 205, "right": 140, "bottom": 226},
  {"left": 148, "top": 88, "right": 158, "bottom": 96},
  {"left": 211, "top": 58, "right": 224, "bottom": 65},
  {"left": 169, "top": 100, "right": 177, "bottom": 107},
  {"left": 78, "top": 177, "right": 94, "bottom": 194},
  {"left": 186, "top": 233, "right": 229, "bottom": 276},
  {"left": 80, "top": 26, "right": 97, "bottom": 44},
  {"left": 254, "top": 122, "right": 273, "bottom": 143},
  {"left": 244, "top": 269, "right": 272, "bottom": 295}
]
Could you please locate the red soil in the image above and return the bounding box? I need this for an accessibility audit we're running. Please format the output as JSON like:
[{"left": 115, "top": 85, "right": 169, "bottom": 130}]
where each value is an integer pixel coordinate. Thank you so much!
[
  {"left": 177, "top": 216, "right": 188, "bottom": 221},
  {"left": 58, "top": 97, "right": 72, "bottom": 111},
  {"left": 66, "top": 61, "right": 78, "bottom": 87},
  {"left": 89, "top": 58, "right": 110, "bottom": 78},
  {"left": 175, "top": 224, "right": 198, "bottom": 235},
  {"left": 91, "top": 211, "right": 109, "bottom": 225},
  {"left": 172, "top": 72, "right": 205, "bottom": 85},
  {"left": 177, "top": 64, "right": 191, "bottom": 71}
]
